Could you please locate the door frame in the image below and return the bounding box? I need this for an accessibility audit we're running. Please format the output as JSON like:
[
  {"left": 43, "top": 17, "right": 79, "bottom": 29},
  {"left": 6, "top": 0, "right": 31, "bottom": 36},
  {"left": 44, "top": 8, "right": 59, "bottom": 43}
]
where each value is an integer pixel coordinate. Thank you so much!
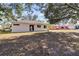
[{"left": 29, "top": 25, "right": 34, "bottom": 31}]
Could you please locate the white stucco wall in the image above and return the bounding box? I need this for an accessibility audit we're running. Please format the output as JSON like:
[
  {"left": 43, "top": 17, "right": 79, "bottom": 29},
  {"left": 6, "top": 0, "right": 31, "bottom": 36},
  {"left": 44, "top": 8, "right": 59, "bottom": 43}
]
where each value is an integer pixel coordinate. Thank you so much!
[
  {"left": 11, "top": 24, "right": 29, "bottom": 32},
  {"left": 34, "top": 25, "right": 48, "bottom": 31},
  {"left": 11, "top": 23, "right": 48, "bottom": 32}
]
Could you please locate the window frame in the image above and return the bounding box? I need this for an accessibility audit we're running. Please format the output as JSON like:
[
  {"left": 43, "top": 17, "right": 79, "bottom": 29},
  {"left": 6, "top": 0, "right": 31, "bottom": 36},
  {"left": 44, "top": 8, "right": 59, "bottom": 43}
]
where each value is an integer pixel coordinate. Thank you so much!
[
  {"left": 13, "top": 24, "right": 20, "bottom": 26},
  {"left": 44, "top": 25, "right": 47, "bottom": 28},
  {"left": 37, "top": 25, "right": 41, "bottom": 28}
]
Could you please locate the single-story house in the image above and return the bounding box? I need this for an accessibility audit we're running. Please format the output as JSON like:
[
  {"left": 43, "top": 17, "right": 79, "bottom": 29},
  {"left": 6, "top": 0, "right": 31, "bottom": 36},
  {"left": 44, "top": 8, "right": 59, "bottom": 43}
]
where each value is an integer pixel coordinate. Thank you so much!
[{"left": 11, "top": 20, "right": 48, "bottom": 32}]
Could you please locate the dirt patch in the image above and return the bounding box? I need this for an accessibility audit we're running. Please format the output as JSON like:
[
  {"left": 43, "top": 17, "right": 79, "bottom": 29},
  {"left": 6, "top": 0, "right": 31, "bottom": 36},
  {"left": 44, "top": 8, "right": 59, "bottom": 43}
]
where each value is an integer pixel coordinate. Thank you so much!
[{"left": 0, "top": 32, "right": 79, "bottom": 56}]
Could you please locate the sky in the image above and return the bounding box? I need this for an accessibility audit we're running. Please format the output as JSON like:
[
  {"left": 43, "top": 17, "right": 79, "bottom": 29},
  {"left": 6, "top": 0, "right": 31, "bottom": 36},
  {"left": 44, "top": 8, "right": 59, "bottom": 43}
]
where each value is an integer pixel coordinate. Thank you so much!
[{"left": 12, "top": 4, "right": 48, "bottom": 21}]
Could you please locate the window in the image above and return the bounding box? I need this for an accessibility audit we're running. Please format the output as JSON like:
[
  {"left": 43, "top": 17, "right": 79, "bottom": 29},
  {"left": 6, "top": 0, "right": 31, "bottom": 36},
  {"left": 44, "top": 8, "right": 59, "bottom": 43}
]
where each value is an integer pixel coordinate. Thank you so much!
[
  {"left": 13, "top": 24, "right": 20, "bottom": 26},
  {"left": 37, "top": 25, "right": 41, "bottom": 28},
  {"left": 44, "top": 25, "right": 47, "bottom": 28},
  {"left": 0, "top": 19, "right": 2, "bottom": 21}
]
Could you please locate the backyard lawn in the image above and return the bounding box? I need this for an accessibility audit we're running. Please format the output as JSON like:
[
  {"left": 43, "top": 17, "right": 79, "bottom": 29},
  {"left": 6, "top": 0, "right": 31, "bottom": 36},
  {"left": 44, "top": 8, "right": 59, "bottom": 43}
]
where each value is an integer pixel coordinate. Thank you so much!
[{"left": 0, "top": 30, "right": 79, "bottom": 56}]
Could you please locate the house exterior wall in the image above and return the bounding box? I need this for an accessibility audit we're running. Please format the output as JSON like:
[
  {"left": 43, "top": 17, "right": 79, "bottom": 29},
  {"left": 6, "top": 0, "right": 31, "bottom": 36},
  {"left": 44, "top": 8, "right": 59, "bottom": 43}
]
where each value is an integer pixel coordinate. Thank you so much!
[
  {"left": 11, "top": 23, "right": 48, "bottom": 32},
  {"left": 34, "top": 25, "right": 48, "bottom": 31},
  {"left": 11, "top": 23, "right": 29, "bottom": 32}
]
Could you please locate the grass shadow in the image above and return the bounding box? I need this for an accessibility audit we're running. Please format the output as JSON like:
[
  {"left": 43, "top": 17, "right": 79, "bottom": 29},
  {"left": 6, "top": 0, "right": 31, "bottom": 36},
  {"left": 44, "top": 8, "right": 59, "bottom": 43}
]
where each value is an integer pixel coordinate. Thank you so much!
[{"left": 0, "top": 32, "right": 79, "bottom": 56}]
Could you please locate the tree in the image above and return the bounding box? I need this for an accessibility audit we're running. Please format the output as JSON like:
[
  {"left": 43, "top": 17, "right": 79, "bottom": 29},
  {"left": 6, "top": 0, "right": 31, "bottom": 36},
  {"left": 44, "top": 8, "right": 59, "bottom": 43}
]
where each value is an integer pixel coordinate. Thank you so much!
[
  {"left": 32, "top": 15, "right": 38, "bottom": 20},
  {"left": 0, "top": 3, "right": 25, "bottom": 21},
  {"left": 15, "top": 3, "right": 23, "bottom": 17},
  {"left": 23, "top": 3, "right": 38, "bottom": 20},
  {"left": 44, "top": 3, "right": 79, "bottom": 24},
  {"left": 0, "top": 4, "right": 15, "bottom": 21}
]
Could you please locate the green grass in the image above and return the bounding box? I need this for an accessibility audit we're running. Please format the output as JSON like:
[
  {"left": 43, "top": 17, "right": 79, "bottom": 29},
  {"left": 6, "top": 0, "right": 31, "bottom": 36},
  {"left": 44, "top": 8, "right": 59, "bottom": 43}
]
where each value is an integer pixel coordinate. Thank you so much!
[
  {"left": 0, "top": 31, "right": 48, "bottom": 34},
  {"left": 0, "top": 31, "right": 11, "bottom": 34}
]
